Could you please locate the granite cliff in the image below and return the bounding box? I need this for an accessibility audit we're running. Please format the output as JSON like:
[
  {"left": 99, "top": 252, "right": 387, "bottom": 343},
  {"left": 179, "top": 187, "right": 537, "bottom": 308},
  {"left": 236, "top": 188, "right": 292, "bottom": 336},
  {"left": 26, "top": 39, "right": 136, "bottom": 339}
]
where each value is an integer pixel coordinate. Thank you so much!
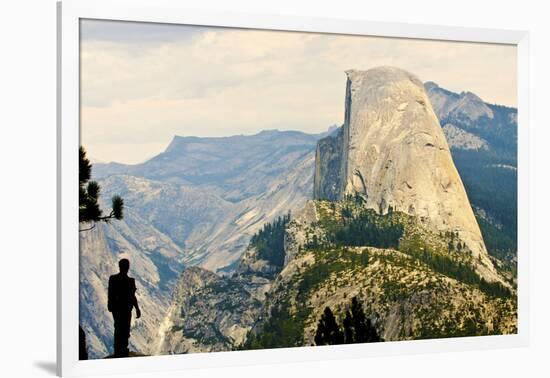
[{"left": 314, "top": 67, "right": 498, "bottom": 283}]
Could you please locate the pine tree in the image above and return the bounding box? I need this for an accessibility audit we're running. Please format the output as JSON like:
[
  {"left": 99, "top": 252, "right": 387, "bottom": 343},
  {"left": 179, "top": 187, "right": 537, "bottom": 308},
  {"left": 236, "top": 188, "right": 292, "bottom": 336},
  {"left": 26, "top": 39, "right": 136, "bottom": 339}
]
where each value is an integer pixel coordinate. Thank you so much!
[
  {"left": 314, "top": 307, "right": 344, "bottom": 345},
  {"left": 341, "top": 206, "right": 353, "bottom": 225},
  {"left": 343, "top": 310, "right": 354, "bottom": 343},
  {"left": 315, "top": 300, "right": 382, "bottom": 346},
  {"left": 79, "top": 146, "right": 124, "bottom": 231},
  {"left": 350, "top": 297, "right": 382, "bottom": 343}
]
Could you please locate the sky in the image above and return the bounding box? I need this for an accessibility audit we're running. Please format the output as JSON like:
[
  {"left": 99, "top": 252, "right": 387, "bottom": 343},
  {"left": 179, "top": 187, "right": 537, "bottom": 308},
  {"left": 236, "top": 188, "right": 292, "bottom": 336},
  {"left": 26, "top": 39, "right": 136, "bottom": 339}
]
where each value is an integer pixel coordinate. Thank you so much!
[{"left": 80, "top": 19, "right": 517, "bottom": 164}]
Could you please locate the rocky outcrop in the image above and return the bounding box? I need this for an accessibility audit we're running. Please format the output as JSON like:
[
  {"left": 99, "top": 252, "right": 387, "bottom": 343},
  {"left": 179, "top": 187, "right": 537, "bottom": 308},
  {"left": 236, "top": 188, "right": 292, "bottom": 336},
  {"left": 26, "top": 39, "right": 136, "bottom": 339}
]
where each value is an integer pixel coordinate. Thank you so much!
[
  {"left": 234, "top": 246, "right": 280, "bottom": 301},
  {"left": 156, "top": 242, "right": 287, "bottom": 354},
  {"left": 424, "top": 81, "right": 494, "bottom": 123},
  {"left": 236, "top": 246, "right": 279, "bottom": 279},
  {"left": 313, "top": 67, "right": 497, "bottom": 282},
  {"left": 442, "top": 124, "right": 488, "bottom": 150},
  {"left": 313, "top": 127, "right": 343, "bottom": 201},
  {"left": 155, "top": 267, "right": 262, "bottom": 354},
  {"left": 283, "top": 201, "right": 320, "bottom": 265},
  {"left": 247, "top": 200, "right": 516, "bottom": 349}
]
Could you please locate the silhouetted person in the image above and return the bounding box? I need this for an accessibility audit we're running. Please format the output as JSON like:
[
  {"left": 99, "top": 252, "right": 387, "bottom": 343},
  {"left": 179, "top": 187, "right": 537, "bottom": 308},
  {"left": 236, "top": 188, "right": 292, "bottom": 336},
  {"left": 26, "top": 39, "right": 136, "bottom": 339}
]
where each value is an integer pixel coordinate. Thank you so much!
[{"left": 108, "top": 258, "right": 141, "bottom": 358}]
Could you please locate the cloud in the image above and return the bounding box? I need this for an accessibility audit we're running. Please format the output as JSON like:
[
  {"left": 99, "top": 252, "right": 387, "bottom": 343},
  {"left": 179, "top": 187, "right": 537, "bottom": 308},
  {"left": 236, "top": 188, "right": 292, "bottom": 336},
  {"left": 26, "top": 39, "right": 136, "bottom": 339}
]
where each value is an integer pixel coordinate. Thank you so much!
[{"left": 80, "top": 21, "right": 517, "bottom": 164}]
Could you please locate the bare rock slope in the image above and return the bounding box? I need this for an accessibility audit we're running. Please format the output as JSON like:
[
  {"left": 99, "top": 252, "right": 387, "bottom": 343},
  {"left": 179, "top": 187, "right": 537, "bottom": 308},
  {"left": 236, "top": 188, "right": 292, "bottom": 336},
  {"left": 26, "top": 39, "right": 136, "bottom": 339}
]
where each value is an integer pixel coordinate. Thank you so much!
[{"left": 154, "top": 267, "right": 261, "bottom": 354}]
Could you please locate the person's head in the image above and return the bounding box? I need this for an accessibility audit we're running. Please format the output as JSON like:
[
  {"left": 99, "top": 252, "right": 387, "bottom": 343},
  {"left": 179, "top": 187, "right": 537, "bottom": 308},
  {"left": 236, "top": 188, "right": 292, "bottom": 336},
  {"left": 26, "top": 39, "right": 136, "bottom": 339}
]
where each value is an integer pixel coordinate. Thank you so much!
[{"left": 118, "top": 258, "right": 130, "bottom": 274}]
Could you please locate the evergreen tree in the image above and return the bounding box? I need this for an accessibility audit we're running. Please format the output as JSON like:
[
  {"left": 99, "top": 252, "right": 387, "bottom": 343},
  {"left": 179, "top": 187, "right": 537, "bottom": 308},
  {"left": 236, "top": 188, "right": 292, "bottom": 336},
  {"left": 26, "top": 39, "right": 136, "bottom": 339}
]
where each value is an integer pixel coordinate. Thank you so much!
[
  {"left": 350, "top": 297, "right": 382, "bottom": 343},
  {"left": 315, "top": 300, "right": 382, "bottom": 346},
  {"left": 354, "top": 192, "right": 365, "bottom": 206},
  {"left": 314, "top": 307, "right": 344, "bottom": 345},
  {"left": 250, "top": 213, "right": 291, "bottom": 268},
  {"left": 343, "top": 310, "right": 354, "bottom": 344},
  {"left": 341, "top": 205, "right": 353, "bottom": 225},
  {"left": 79, "top": 146, "right": 124, "bottom": 231}
]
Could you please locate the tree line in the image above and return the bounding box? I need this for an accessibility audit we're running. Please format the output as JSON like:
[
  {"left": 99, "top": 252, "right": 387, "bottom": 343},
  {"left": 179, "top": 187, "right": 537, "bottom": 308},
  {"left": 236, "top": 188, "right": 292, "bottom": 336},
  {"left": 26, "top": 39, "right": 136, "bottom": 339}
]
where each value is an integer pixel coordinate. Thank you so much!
[
  {"left": 250, "top": 212, "right": 291, "bottom": 268},
  {"left": 326, "top": 206, "right": 403, "bottom": 249},
  {"left": 315, "top": 297, "right": 382, "bottom": 345}
]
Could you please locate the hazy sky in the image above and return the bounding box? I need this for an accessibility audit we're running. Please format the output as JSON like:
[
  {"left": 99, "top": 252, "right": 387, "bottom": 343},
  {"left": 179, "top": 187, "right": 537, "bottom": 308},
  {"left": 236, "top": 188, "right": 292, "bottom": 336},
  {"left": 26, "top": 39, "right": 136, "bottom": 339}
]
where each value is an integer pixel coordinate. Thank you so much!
[{"left": 80, "top": 19, "right": 517, "bottom": 164}]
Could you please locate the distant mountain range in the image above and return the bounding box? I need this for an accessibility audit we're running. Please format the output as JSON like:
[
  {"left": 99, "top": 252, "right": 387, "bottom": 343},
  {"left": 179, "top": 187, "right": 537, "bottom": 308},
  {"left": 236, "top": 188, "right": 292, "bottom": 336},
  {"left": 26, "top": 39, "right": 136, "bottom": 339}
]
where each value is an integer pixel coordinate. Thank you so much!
[
  {"left": 92, "top": 129, "right": 327, "bottom": 271},
  {"left": 425, "top": 81, "right": 517, "bottom": 158},
  {"left": 80, "top": 78, "right": 517, "bottom": 358}
]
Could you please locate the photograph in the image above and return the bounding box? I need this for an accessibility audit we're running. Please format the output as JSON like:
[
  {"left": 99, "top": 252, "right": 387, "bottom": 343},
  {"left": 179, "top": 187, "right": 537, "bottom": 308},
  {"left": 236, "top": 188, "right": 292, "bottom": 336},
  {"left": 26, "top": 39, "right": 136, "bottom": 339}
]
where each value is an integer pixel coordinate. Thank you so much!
[{"left": 77, "top": 18, "right": 518, "bottom": 360}]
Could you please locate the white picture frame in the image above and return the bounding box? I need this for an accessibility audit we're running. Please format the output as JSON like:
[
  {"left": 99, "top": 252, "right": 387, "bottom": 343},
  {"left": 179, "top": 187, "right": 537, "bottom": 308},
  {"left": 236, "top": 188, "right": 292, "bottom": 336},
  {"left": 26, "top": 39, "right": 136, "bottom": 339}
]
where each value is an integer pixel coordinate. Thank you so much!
[{"left": 57, "top": 0, "right": 530, "bottom": 376}]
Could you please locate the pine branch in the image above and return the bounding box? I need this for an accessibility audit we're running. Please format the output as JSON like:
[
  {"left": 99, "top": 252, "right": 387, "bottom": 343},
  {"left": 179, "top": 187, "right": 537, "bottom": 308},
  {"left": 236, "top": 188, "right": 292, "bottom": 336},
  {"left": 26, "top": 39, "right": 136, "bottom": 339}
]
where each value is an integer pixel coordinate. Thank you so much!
[
  {"left": 79, "top": 224, "right": 96, "bottom": 232},
  {"left": 97, "top": 211, "right": 116, "bottom": 222}
]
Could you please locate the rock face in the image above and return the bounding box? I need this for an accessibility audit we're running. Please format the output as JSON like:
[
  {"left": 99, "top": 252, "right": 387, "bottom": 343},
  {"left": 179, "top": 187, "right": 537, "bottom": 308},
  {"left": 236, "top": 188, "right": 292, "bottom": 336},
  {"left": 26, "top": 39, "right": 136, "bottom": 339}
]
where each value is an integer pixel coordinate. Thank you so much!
[
  {"left": 245, "top": 200, "right": 517, "bottom": 350},
  {"left": 155, "top": 251, "right": 284, "bottom": 354},
  {"left": 93, "top": 130, "right": 321, "bottom": 272},
  {"left": 313, "top": 128, "right": 343, "bottom": 201},
  {"left": 283, "top": 201, "right": 320, "bottom": 265},
  {"left": 314, "top": 67, "right": 497, "bottom": 282},
  {"left": 425, "top": 81, "right": 494, "bottom": 123},
  {"left": 156, "top": 212, "right": 292, "bottom": 354},
  {"left": 425, "top": 80, "right": 518, "bottom": 263},
  {"left": 154, "top": 267, "right": 262, "bottom": 354},
  {"left": 442, "top": 124, "right": 488, "bottom": 151}
]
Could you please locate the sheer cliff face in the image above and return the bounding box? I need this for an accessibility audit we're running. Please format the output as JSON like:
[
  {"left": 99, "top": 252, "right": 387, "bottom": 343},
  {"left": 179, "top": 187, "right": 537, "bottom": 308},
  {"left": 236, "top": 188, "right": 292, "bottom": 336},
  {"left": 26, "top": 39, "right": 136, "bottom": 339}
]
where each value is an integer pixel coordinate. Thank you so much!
[
  {"left": 315, "top": 67, "right": 497, "bottom": 281},
  {"left": 313, "top": 128, "right": 343, "bottom": 201}
]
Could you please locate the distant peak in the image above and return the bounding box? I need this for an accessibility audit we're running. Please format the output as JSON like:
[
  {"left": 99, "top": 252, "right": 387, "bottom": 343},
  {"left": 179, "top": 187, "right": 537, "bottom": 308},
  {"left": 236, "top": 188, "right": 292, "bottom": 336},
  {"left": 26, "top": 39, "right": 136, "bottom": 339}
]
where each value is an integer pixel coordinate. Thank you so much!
[
  {"left": 345, "top": 67, "right": 424, "bottom": 91},
  {"left": 460, "top": 91, "right": 484, "bottom": 102},
  {"left": 424, "top": 81, "right": 440, "bottom": 91},
  {"left": 346, "top": 66, "right": 414, "bottom": 78},
  {"left": 170, "top": 135, "right": 199, "bottom": 141},
  {"left": 327, "top": 124, "right": 339, "bottom": 133},
  {"left": 257, "top": 129, "right": 280, "bottom": 135}
]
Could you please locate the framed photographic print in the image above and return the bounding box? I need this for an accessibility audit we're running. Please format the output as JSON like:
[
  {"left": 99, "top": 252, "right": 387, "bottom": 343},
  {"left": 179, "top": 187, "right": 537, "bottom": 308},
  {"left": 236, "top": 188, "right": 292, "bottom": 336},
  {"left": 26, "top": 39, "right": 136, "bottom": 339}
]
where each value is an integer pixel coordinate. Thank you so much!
[{"left": 57, "top": 0, "right": 530, "bottom": 376}]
